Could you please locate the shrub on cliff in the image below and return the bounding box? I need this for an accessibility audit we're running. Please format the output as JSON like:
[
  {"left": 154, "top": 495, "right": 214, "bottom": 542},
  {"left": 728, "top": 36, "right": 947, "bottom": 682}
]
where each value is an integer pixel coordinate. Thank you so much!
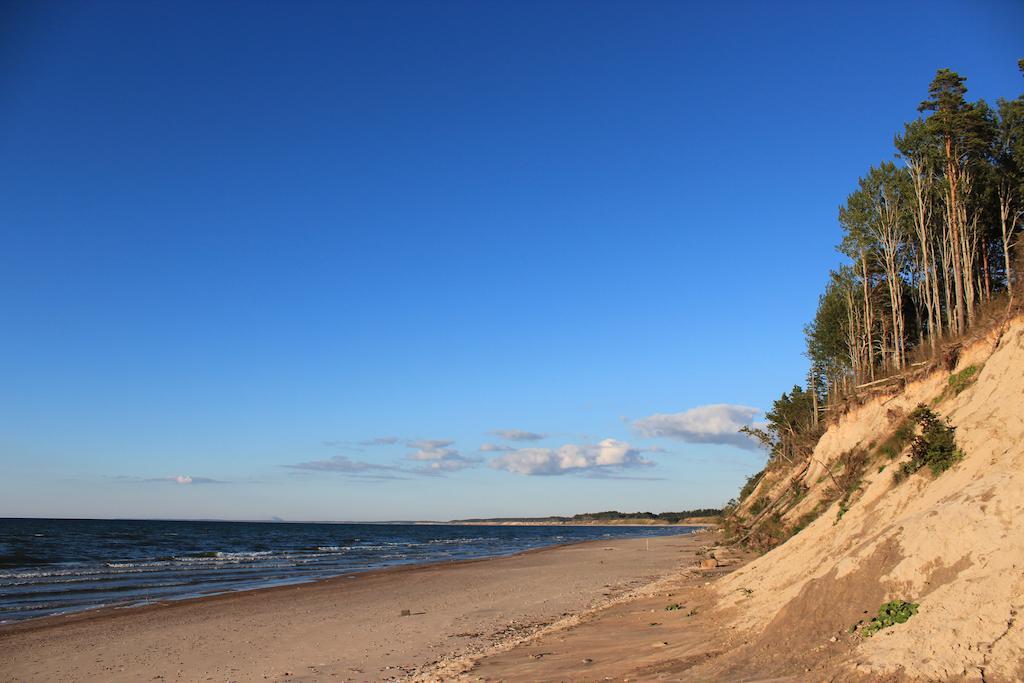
[{"left": 895, "top": 405, "right": 963, "bottom": 481}]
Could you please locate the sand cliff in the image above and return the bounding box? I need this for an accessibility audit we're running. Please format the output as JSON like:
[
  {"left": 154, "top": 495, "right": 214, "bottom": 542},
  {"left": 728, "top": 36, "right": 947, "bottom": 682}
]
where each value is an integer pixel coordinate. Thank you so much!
[
  {"left": 710, "top": 314, "right": 1024, "bottom": 681},
  {"left": 455, "top": 316, "right": 1024, "bottom": 682}
]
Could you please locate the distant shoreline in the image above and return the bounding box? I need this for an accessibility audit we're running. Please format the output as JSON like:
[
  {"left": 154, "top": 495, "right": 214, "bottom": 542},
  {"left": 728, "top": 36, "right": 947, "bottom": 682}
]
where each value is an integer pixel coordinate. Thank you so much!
[
  {"left": 0, "top": 515, "right": 720, "bottom": 525},
  {"left": 440, "top": 519, "right": 718, "bottom": 527}
]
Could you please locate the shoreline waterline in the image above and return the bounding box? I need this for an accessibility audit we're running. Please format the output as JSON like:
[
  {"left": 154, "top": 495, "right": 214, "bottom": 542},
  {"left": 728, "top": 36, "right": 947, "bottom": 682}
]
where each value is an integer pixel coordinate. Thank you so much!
[{"left": 0, "top": 518, "right": 698, "bottom": 624}]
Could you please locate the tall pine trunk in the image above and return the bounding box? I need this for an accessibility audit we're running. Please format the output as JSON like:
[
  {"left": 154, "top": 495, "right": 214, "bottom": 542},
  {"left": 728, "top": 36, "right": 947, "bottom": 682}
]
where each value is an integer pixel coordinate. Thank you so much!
[
  {"left": 861, "top": 252, "right": 875, "bottom": 380},
  {"left": 945, "top": 137, "right": 967, "bottom": 335}
]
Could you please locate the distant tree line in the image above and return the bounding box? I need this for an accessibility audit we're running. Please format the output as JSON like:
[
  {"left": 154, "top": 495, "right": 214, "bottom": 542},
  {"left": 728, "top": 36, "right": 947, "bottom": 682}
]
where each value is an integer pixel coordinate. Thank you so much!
[
  {"left": 752, "top": 62, "right": 1023, "bottom": 470},
  {"left": 456, "top": 509, "right": 721, "bottom": 523},
  {"left": 568, "top": 509, "right": 721, "bottom": 522}
]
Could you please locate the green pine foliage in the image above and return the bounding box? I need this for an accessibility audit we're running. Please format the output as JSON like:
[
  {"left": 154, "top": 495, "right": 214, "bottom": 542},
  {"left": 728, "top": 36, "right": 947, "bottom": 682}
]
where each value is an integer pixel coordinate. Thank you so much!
[
  {"left": 805, "top": 63, "right": 1024, "bottom": 400},
  {"left": 727, "top": 65, "right": 1017, "bottom": 552},
  {"left": 894, "top": 405, "right": 963, "bottom": 481}
]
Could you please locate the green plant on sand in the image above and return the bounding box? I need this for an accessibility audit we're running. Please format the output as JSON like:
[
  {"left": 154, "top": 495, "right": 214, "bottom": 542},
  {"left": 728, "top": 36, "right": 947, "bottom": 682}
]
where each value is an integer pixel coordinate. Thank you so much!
[
  {"left": 876, "top": 416, "right": 916, "bottom": 460},
  {"left": 851, "top": 600, "right": 919, "bottom": 637},
  {"left": 947, "top": 364, "right": 980, "bottom": 396},
  {"left": 894, "top": 405, "right": 963, "bottom": 482},
  {"left": 832, "top": 447, "right": 869, "bottom": 523}
]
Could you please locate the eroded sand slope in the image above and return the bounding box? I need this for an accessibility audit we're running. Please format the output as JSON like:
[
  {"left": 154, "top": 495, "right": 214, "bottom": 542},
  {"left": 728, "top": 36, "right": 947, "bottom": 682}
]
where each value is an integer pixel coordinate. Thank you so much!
[{"left": 713, "top": 316, "right": 1024, "bottom": 681}]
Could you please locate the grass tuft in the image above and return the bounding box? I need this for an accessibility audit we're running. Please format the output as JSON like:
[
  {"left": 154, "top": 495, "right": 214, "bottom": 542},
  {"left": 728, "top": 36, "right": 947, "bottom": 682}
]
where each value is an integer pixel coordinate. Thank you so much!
[
  {"left": 947, "top": 364, "right": 980, "bottom": 396},
  {"left": 876, "top": 418, "right": 916, "bottom": 460},
  {"left": 748, "top": 495, "right": 770, "bottom": 516}
]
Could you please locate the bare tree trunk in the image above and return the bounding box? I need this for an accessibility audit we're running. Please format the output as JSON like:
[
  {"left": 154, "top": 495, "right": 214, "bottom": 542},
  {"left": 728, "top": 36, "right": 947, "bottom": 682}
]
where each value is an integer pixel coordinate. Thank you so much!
[
  {"left": 845, "top": 286, "right": 860, "bottom": 383},
  {"left": 861, "top": 252, "right": 875, "bottom": 380},
  {"left": 982, "top": 237, "right": 991, "bottom": 302},
  {"left": 874, "top": 183, "right": 905, "bottom": 370},
  {"left": 809, "top": 370, "right": 820, "bottom": 430},
  {"left": 930, "top": 240, "right": 943, "bottom": 344},
  {"left": 999, "top": 182, "right": 1020, "bottom": 296},
  {"left": 906, "top": 157, "right": 938, "bottom": 350},
  {"left": 958, "top": 172, "right": 977, "bottom": 326},
  {"left": 940, "top": 223, "right": 956, "bottom": 336},
  {"left": 945, "top": 136, "right": 966, "bottom": 335}
]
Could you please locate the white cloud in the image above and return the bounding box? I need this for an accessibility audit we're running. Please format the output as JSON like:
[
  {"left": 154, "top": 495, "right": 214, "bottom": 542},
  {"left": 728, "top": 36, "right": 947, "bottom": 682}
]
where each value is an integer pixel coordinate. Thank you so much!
[
  {"left": 419, "top": 457, "right": 478, "bottom": 473},
  {"left": 285, "top": 455, "right": 401, "bottom": 474},
  {"left": 490, "top": 429, "right": 545, "bottom": 441},
  {"left": 139, "top": 475, "right": 226, "bottom": 485},
  {"left": 479, "top": 442, "right": 514, "bottom": 452},
  {"left": 358, "top": 436, "right": 400, "bottom": 446},
  {"left": 490, "top": 439, "right": 652, "bottom": 476},
  {"left": 408, "top": 446, "right": 458, "bottom": 461},
  {"left": 285, "top": 440, "right": 480, "bottom": 479},
  {"left": 407, "top": 446, "right": 479, "bottom": 473},
  {"left": 631, "top": 404, "right": 761, "bottom": 450},
  {"left": 406, "top": 438, "right": 454, "bottom": 450}
]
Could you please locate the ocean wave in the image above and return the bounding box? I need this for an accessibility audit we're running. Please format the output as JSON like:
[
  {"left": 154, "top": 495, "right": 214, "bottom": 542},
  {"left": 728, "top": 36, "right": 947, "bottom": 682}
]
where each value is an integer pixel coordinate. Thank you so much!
[{"left": 426, "top": 537, "right": 490, "bottom": 545}]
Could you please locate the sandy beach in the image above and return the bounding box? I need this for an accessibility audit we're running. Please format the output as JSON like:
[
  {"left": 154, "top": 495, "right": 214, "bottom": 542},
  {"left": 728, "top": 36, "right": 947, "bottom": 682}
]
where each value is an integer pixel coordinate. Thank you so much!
[{"left": 0, "top": 530, "right": 726, "bottom": 682}]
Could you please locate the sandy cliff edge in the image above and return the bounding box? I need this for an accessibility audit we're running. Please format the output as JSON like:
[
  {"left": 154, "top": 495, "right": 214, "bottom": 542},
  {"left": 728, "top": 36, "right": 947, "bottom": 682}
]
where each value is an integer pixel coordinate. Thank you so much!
[{"left": 709, "top": 315, "right": 1024, "bottom": 681}]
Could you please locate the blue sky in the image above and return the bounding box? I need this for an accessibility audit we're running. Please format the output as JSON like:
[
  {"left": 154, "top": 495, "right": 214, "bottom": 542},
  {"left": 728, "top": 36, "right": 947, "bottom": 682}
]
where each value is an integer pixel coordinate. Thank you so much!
[{"left": 1, "top": 1, "right": 1021, "bottom": 520}]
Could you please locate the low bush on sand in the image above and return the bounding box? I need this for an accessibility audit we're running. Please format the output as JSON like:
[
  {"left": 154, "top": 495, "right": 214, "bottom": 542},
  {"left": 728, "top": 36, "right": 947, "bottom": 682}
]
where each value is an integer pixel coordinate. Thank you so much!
[
  {"left": 894, "top": 405, "right": 963, "bottom": 482},
  {"left": 851, "top": 600, "right": 919, "bottom": 637}
]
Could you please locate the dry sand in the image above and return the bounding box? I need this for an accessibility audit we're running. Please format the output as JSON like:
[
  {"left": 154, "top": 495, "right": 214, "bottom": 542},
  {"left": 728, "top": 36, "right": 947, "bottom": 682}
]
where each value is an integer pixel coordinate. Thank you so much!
[
  {"left": 431, "top": 542, "right": 756, "bottom": 683},
  {"left": 0, "top": 531, "right": 717, "bottom": 682}
]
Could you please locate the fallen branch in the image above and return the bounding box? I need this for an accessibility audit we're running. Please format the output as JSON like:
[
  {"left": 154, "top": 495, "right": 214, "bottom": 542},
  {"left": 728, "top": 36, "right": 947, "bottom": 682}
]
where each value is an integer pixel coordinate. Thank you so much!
[{"left": 855, "top": 376, "right": 902, "bottom": 390}]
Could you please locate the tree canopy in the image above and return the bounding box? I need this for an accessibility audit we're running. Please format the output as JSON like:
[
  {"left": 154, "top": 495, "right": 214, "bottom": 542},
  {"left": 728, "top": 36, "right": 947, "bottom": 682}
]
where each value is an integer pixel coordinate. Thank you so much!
[{"left": 756, "top": 63, "right": 1023, "bottom": 471}]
